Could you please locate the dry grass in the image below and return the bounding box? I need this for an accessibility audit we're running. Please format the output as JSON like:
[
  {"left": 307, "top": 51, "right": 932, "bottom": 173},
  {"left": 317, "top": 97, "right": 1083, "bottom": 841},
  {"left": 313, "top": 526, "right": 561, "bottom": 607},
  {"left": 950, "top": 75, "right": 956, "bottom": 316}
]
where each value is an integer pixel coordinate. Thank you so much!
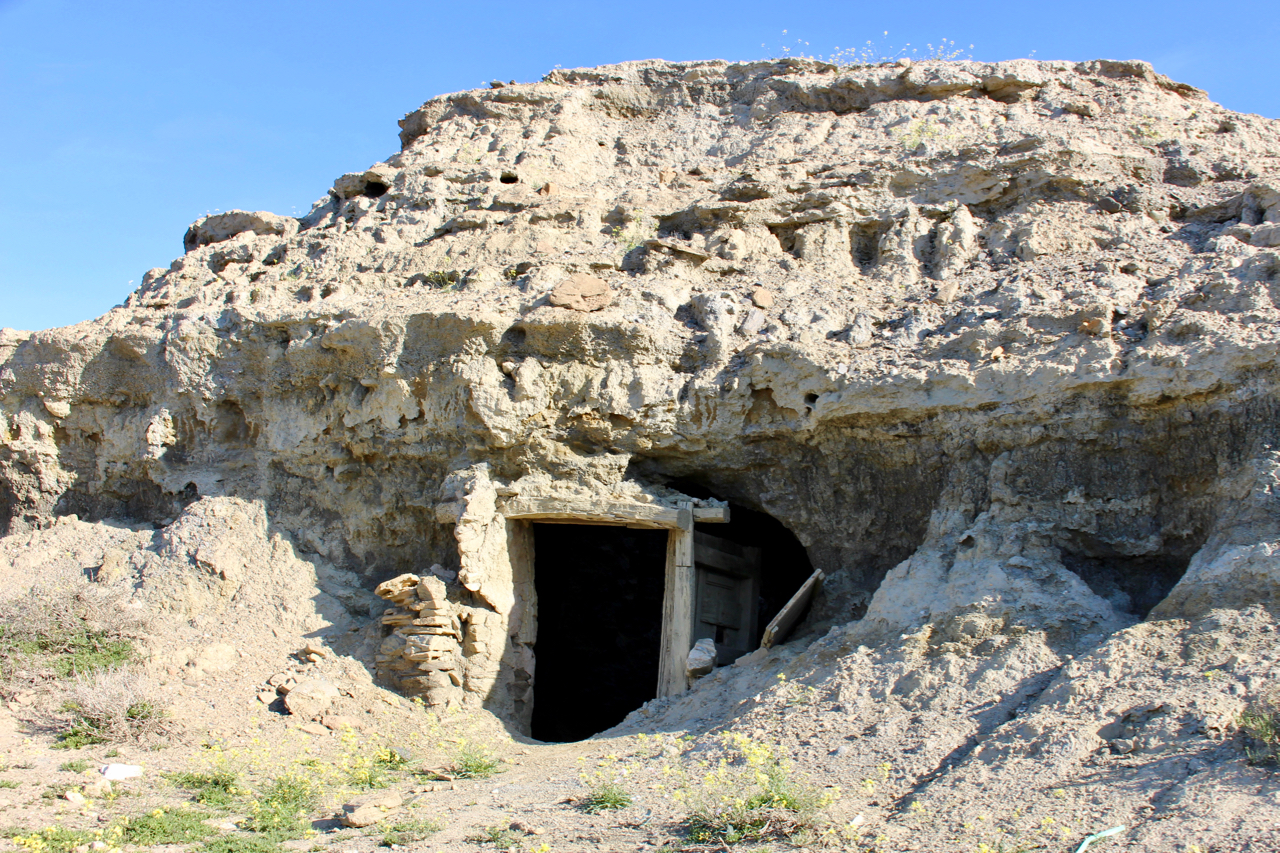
[
  {"left": 0, "top": 578, "right": 149, "bottom": 695},
  {"left": 2, "top": 577, "right": 147, "bottom": 642},
  {"left": 60, "top": 667, "right": 167, "bottom": 746}
]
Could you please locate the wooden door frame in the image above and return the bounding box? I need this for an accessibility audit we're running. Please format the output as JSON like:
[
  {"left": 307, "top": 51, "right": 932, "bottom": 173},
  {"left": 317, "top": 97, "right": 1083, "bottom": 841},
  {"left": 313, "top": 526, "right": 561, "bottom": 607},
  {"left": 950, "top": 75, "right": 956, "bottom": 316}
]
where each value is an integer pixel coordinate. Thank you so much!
[{"left": 500, "top": 497, "right": 727, "bottom": 698}]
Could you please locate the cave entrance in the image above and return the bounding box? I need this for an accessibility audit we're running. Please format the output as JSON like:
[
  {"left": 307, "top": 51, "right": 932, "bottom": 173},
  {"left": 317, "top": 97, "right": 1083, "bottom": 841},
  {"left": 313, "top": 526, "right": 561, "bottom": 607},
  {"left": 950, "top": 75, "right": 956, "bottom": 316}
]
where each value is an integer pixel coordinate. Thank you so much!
[
  {"left": 689, "top": 502, "right": 818, "bottom": 665},
  {"left": 529, "top": 523, "right": 668, "bottom": 743},
  {"left": 501, "top": 492, "right": 817, "bottom": 741},
  {"left": 1060, "top": 550, "right": 1193, "bottom": 619}
]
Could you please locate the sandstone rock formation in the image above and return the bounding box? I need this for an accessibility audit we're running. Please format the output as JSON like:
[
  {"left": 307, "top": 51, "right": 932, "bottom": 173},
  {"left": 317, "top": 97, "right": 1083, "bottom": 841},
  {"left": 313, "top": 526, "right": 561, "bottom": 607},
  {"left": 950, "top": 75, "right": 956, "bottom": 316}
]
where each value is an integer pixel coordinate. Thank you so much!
[{"left": 2, "top": 55, "right": 1280, "bottom": 848}]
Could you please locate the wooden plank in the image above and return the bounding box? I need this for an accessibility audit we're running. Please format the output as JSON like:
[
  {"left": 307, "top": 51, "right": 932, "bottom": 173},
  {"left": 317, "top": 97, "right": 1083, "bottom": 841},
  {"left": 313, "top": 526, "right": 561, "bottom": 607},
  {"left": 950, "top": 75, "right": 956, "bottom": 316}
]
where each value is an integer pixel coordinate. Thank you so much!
[
  {"left": 740, "top": 554, "right": 761, "bottom": 652},
  {"left": 760, "top": 569, "right": 825, "bottom": 649},
  {"left": 656, "top": 500, "right": 696, "bottom": 697},
  {"left": 694, "top": 531, "right": 748, "bottom": 557},
  {"left": 675, "top": 514, "right": 694, "bottom": 569},
  {"left": 499, "top": 498, "right": 729, "bottom": 529},
  {"left": 693, "top": 545, "right": 761, "bottom": 576},
  {"left": 501, "top": 497, "right": 678, "bottom": 528},
  {"left": 691, "top": 531, "right": 762, "bottom": 666},
  {"left": 696, "top": 571, "right": 742, "bottom": 629},
  {"left": 693, "top": 506, "right": 730, "bottom": 523}
]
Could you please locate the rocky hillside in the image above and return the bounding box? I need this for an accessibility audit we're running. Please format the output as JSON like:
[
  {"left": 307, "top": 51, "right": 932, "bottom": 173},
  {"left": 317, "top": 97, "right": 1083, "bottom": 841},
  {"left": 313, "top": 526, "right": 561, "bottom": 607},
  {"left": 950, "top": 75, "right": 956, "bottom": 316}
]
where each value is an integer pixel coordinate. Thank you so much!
[{"left": 2, "top": 56, "right": 1280, "bottom": 852}]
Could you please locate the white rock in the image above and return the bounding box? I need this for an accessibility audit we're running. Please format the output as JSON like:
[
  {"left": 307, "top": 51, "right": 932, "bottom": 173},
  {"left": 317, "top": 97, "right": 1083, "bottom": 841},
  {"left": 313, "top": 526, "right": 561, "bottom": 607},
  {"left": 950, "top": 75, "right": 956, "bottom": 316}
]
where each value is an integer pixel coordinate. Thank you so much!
[
  {"left": 686, "top": 638, "right": 717, "bottom": 678},
  {"left": 283, "top": 678, "right": 341, "bottom": 719},
  {"left": 100, "top": 764, "right": 143, "bottom": 781}
]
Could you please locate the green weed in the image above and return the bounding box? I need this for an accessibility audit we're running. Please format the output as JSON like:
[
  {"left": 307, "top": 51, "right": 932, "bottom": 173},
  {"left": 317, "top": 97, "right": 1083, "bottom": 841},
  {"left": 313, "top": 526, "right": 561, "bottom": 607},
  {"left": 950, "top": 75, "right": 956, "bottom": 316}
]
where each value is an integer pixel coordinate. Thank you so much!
[
  {"left": 53, "top": 721, "right": 108, "bottom": 750},
  {"left": 1240, "top": 692, "right": 1280, "bottom": 766},
  {"left": 242, "top": 772, "right": 320, "bottom": 838},
  {"left": 5, "top": 826, "right": 96, "bottom": 853},
  {"left": 380, "top": 817, "right": 444, "bottom": 846},
  {"left": 56, "top": 697, "right": 161, "bottom": 749},
  {"left": 775, "top": 672, "right": 819, "bottom": 706},
  {"left": 330, "top": 730, "right": 411, "bottom": 790},
  {"left": 672, "top": 733, "right": 837, "bottom": 845},
  {"left": 200, "top": 836, "right": 284, "bottom": 853},
  {"left": 578, "top": 753, "right": 633, "bottom": 813},
  {"left": 579, "top": 780, "right": 632, "bottom": 813},
  {"left": 450, "top": 740, "right": 502, "bottom": 779},
  {"left": 0, "top": 780, "right": 18, "bottom": 789},
  {"left": 423, "top": 270, "right": 459, "bottom": 287},
  {"left": 0, "top": 588, "right": 137, "bottom": 685},
  {"left": 352, "top": 745, "right": 411, "bottom": 789},
  {"left": 116, "top": 808, "right": 214, "bottom": 845},
  {"left": 58, "top": 760, "right": 90, "bottom": 773},
  {"left": 470, "top": 824, "right": 522, "bottom": 850},
  {"left": 894, "top": 116, "right": 959, "bottom": 154},
  {"left": 52, "top": 637, "right": 134, "bottom": 678},
  {"left": 168, "top": 770, "right": 243, "bottom": 807},
  {"left": 41, "top": 783, "right": 76, "bottom": 801},
  {"left": 609, "top": 214, "right": 657, "bottom": 252}
]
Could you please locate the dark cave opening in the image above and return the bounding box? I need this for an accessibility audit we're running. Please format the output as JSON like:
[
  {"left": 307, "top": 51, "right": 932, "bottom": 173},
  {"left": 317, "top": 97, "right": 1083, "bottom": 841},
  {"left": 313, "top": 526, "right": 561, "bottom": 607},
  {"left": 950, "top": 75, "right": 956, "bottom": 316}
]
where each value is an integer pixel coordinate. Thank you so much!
[
  {"left": 530, "top": 523, "right": 668, "bottom": 743},
  {"left": 1060, "top": 550, "right": 1193, "bottom": 619},
  {"left": 0, "top": 478, "right": 11, "bottom": 536},
  {"left": 664, "top": 479, "right": 817, "bottom": 656},
  {"left": 693, "top": 500, "right": 816, "bottom": 656}
]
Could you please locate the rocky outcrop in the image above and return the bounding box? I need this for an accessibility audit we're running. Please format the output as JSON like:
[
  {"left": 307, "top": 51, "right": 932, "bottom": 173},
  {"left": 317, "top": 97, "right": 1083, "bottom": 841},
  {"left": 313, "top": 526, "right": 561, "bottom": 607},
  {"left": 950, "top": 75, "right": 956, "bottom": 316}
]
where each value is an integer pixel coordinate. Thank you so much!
[{"left": 2, "top": 57, "right": 1280, "bottom": 731}]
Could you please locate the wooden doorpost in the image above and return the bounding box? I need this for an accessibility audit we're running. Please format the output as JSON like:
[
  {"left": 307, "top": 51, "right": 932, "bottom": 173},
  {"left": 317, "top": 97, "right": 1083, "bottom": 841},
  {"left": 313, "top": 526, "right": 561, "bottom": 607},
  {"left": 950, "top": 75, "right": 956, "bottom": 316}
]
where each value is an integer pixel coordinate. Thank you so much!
[{"left": 656, "top": 500, "right": 696, "bottom": 697}]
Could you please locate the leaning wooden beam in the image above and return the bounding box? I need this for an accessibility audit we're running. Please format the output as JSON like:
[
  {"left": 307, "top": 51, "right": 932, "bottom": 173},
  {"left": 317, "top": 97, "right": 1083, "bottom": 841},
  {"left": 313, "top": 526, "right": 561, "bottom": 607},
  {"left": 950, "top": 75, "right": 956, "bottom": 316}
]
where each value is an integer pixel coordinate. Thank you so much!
[{"left": 760, "top": 568, "right": 825, "bottom": 649}]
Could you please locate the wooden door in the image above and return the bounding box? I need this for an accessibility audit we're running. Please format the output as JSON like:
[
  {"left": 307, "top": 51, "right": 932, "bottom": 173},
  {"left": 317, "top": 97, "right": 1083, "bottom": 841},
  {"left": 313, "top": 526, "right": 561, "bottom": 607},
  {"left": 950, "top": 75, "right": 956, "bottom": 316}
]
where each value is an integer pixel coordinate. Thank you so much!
[{"left": 693, "top": 532, "right": 761, "bottom": 665}]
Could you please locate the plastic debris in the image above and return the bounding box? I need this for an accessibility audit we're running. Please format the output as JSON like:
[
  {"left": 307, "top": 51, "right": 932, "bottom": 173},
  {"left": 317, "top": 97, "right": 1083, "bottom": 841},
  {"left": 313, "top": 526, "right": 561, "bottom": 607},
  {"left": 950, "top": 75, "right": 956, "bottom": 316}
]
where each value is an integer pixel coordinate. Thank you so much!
[
  {"left": 100, "top": 763, "right": 143, "bottom": 780},
  {"left": 1075, "top": 825, "right": 1126, "bottom": 853}
]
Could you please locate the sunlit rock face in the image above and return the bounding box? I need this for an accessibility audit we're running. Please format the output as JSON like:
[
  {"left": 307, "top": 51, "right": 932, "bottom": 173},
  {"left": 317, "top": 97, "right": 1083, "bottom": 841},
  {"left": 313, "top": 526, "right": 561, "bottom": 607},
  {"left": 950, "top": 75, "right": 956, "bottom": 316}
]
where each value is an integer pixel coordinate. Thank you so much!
[{"left": 3, "top": 56, "right": 1280, "bottom": 724}]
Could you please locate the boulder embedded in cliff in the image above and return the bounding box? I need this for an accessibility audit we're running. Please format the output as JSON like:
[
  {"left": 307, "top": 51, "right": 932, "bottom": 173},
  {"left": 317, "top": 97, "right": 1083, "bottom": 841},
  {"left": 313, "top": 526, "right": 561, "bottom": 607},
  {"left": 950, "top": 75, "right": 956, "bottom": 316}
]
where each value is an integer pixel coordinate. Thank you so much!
[{"left": 548, "top": 273, "right": 612, "bottom": 312}]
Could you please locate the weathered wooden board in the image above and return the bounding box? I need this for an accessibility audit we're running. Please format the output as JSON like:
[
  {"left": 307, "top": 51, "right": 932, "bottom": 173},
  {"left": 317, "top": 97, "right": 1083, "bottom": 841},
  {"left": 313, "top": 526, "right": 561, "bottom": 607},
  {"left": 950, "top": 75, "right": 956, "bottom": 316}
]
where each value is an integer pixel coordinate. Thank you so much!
[
  {"left": 498, "top": 497, "right": 727, "bottom": 528},
  {"left": 657, "top": 500, "right": 697, "bottom": 697},
  {"left": 694, "top": 531, "right": 750, "bottom": 557},
  {"left": 693, "top": 531, "right": 761, "bottom": 666},
  {"left": 760, "top": 569, "right": 825, "bottom": 649}
]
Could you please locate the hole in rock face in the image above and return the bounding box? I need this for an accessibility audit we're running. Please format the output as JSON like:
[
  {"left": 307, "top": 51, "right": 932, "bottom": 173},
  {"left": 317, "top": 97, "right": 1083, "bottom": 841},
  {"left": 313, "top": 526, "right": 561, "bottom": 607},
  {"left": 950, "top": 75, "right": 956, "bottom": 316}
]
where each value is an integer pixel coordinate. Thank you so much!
[
  {"left": 530, "top": 524, "right": 668, "bottom": 743},
  {"left": 178, "top": 481, "right": 200, "bottom": 505},
  {"left": 666, "top": 481, "right": 816, "bottom": 657},
  {"left": 0, "top": 479, "right": 13, "bottom": 536},
  {"left": 697, "top": 503, "right": 815, "bottom": 656},
  {"left": 850, "top": 220, "right": 889, "bottom": 272},
  {"left": 767, "top": 225, "right": 801, "bottom": 258},
  {"left": 362, "top": 181, "right": 389, "bottom": 198},
  {"left": 499, "top": 172, "right": 519, "bottom": 184},
  {"left": 1059, "top": 549, "right": 1192, "bottom": 619}
]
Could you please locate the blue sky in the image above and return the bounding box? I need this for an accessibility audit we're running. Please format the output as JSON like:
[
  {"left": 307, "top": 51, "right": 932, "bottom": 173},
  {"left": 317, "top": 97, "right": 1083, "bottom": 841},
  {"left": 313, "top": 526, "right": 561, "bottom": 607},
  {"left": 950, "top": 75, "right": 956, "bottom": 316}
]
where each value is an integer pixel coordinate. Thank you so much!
[{"left": 2, "top": 0, "right": 1276, "bottom": 332}]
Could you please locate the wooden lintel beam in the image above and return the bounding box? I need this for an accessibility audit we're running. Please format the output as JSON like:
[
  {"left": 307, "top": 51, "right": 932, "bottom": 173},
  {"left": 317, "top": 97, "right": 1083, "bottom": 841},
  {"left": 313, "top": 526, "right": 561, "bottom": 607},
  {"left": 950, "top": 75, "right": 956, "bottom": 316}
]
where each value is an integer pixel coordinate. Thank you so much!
[{"left": 496, "top": 497, "right": 729, "bottom": 528}]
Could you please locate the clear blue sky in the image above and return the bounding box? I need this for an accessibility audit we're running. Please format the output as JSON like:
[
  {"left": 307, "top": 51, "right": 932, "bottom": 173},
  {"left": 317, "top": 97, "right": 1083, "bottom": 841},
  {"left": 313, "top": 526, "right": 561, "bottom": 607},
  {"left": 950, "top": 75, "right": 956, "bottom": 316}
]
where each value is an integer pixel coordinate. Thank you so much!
[{"left": 2, "top": 0, "right": 1276, "bottom": 332}]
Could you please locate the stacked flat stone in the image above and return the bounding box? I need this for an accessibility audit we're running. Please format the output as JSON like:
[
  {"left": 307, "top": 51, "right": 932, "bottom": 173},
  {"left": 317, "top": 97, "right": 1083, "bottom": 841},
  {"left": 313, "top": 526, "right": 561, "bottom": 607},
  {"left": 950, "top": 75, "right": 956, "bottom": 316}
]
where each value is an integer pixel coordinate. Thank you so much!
[{"left": 373, "top": 571, "right": 465, "bottom": 708}]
